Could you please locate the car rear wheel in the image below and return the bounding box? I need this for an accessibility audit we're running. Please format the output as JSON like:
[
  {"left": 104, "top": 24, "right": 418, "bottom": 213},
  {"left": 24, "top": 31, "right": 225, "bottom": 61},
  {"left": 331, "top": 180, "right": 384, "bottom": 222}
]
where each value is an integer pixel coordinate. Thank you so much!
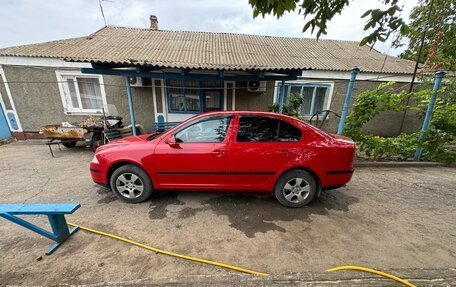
[
  {"left": 274, "top": 170, "right": 317, "bottom": 208},
  {"left": 110, "top": 164, "right": 153, "bottom": 203}
]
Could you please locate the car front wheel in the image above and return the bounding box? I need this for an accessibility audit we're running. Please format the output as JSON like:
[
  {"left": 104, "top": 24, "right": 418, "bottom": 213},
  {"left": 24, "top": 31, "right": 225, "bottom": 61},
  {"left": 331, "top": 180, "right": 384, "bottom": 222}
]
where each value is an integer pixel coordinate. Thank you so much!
[
  {"left": 274, "top": 170, "right": 317, "bottom": 208},
  {"left": 110, "top": 164, "right": 153, "bottom": 203}
]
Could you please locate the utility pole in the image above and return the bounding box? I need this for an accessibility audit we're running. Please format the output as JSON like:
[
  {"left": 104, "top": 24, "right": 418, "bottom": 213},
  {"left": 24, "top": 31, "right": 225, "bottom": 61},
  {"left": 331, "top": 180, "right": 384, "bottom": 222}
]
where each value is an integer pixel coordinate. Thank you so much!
[{"left": 399, "top": 0, "right": 435, "bottom": 132}]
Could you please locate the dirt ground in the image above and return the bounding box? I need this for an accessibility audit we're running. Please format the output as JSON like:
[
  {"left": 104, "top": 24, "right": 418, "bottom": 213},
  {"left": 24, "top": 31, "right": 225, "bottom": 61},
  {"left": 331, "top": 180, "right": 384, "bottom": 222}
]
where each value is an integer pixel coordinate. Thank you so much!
[{"left": 0, "top": 142, "right": 455, "bottom": 286}]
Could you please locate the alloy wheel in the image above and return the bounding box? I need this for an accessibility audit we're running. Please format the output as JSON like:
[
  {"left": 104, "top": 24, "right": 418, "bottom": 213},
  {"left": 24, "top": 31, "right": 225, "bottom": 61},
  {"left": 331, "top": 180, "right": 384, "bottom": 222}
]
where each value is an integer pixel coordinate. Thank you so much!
[
  {"left": 283, "top": 177, "right": 311, "bottom": 203},
  {"left": 115, "top": 173, "right": 144, "bottom": 199}
]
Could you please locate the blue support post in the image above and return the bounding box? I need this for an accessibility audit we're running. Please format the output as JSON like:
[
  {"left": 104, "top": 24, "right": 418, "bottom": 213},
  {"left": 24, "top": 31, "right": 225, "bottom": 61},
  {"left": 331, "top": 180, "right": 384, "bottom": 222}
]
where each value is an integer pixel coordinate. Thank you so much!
[
  {"left": 413, "top": 71, "right": 446, "bottom": 161},
  {"left": 337, "top": 67, "right": 360, "bottom": 135},
  {"left": 125, "top": 76, "right": 137, "bottom": 136},
  {"left": 278, "top": 80, "right": 286, "bottom": 113}
]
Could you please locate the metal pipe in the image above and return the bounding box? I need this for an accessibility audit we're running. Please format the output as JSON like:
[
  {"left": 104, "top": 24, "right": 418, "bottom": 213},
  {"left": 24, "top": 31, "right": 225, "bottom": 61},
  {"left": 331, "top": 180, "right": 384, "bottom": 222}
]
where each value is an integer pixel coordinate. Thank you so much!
[
  {"left": 413, "top": 71, "right": 446, "bottom": 161},
  {"left": 337, "top": 67, "right": 360, "bottom": 135},
  {"left": 278, "top": 80, "right": 286, "bottom": 113},
  {"left": 124, "top": 76, "right": 137, "bottom": 136}
]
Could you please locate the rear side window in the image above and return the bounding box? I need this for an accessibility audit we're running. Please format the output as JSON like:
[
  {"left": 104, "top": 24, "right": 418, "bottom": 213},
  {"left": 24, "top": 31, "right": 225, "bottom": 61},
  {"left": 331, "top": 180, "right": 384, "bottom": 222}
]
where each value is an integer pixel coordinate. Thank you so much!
[{"left": 237, "top": 116, "right": 302, "bottom": 142}]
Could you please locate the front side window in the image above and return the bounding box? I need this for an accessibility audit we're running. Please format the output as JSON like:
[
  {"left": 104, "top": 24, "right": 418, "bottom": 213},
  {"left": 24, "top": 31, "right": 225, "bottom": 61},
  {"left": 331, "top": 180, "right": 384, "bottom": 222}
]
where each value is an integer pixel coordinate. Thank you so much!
[
  {"left": 60, "top": 74, "right": 104, "bottom": 113},
  {"left": 237, "top": 116, "right": 302, "bottom": 142},
  {"left": 175, "top": 116, "right": 232, "bottom": 143},
  {"left": 281, "top": 83, "right": 331, "bottom": 116},
  {"left": 169, "top": 80, "right": 200, "bottom": 112}
]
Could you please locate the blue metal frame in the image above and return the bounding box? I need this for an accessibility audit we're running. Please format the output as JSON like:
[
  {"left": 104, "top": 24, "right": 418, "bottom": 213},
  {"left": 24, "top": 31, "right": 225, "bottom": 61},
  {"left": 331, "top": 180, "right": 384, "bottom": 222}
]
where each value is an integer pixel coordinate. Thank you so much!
[
  {"left": 0, "top": 203, "right": 81, "bottom": 255},
  {"left": 337, "top": 67, "right": 360, "bottom": 135},
  {"left": 82, "top": 66, "right": 301, "bottom": 82},
  {"left": 81, "top": 63, "right": 300, "bottom": 131},
  {"left": 125, "top": 76, "right": 137, "bottom": 135},
  {"left": 413, "top": 71, "right": 446, "bottom": 161},
  {"left": 278, "top": 80, "right": 286, "bottom": 113}
]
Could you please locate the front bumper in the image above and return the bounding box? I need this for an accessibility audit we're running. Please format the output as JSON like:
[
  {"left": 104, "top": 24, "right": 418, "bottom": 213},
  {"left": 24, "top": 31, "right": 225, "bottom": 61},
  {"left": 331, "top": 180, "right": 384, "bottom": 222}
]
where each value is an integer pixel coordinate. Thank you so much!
[{"left": 90, "top": 162, "right": 108, "bottom": 187}]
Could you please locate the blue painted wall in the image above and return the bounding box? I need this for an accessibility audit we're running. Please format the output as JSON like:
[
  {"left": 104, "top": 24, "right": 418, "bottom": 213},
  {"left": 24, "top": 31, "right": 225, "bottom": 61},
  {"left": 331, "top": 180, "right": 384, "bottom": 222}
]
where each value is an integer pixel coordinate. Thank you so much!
[{"left": 0, "top": 107, "right": 11, "bottom": 140}]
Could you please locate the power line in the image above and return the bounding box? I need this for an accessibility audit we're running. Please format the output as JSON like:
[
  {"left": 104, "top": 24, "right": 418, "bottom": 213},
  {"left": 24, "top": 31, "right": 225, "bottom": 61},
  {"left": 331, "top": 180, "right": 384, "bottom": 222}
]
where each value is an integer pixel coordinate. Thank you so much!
[{"left": 98, "top": 0, "right": 107, "bottom": 26}]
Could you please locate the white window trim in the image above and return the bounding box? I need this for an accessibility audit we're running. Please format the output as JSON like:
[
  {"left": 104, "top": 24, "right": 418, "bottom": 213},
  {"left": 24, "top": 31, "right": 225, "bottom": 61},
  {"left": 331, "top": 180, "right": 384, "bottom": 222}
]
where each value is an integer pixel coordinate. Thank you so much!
[
  {"left": 0, "top": 65, "right": 23, "bottom": 131},
  {"left": 224, "top": 81, "right": 236, "bottom": 111},
  {"left": 274, "top": 80, "right": 334, "bottom": 120},
  {"left": 55, "top": 70, "right": 107, "bottom": 116}
]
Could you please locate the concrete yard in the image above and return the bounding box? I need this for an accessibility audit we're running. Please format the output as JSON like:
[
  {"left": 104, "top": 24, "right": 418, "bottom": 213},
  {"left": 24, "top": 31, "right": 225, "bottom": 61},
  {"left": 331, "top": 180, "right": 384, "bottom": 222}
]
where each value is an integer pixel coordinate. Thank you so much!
[{"left": 0, "top": 142, "right": 455, "bottom": 286}]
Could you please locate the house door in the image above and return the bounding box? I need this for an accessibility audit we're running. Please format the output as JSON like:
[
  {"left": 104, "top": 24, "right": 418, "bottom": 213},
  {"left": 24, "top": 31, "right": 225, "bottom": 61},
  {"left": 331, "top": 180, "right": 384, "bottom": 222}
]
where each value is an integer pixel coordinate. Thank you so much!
[
  {"left": 0, "top": 107, "right": 11, "bottom": 140},
  {"left": 203, "top": 90, "right": 222, "bottom": 112}
]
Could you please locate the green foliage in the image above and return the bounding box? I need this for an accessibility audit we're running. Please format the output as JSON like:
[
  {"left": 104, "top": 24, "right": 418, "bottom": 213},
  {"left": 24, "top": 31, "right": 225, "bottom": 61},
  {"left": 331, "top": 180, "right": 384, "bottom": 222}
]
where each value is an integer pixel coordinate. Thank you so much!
[
  {"left": 248, "top": 0, "right": 408, "bottom": 46},
  {"left": 269, "top": 93, "right": 304, "bottom": 117},
  {"left": 344, "top": 80, "right": 456, "bottom": 163},
  {"left": 356, "top": 133, "right": 419, "bottom": 160},
  {"left": 396, "top": 0, "right": 456, "bottom": 70}
]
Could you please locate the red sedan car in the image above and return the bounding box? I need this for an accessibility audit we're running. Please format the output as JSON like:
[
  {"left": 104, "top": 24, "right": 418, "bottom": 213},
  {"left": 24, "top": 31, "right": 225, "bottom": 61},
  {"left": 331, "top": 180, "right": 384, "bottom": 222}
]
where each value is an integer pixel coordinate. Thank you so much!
[{"left": 90, "top": 111, "right": 354, "bottom": 207}]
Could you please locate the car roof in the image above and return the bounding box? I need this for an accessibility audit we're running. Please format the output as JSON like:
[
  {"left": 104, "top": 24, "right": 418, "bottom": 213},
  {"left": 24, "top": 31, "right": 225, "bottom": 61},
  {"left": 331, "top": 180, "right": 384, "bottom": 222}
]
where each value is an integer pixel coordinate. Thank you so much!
[{"left": 198, "top": 110, "right": 295, "bottom": 120}]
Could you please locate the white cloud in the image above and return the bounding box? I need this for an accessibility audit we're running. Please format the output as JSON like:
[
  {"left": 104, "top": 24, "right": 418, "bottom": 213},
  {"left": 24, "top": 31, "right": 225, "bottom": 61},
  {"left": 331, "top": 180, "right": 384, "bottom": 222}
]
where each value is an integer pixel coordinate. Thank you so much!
[{"left": 0, "top": 0, "right": 418, "bottom": 56}]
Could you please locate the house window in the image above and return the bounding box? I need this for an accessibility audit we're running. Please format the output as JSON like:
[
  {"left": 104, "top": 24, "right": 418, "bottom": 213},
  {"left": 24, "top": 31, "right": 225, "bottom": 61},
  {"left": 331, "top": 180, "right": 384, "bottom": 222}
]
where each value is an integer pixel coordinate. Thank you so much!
[
  {"left": 282, "top": 83, "right": 331, "bottom": 117},
  {"left": 57, "top": 72, "right": 105, "bottom": 114},
  {"left": 167, "top": 80, "right": 223, "bottom": 113},
  {"left": 168, "top": 80, "right": 200, "bottom": 112}
]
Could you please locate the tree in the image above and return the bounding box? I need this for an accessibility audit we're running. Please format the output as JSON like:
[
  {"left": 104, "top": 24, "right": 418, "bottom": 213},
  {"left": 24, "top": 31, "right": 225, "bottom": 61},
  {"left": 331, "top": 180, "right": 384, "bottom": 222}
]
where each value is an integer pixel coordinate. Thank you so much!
[
  {"left": 395, "top": 0, "right": 455, "bottom": 71},
  {"left": 248, "top": 0, "right": 408, "bottom": 46}
]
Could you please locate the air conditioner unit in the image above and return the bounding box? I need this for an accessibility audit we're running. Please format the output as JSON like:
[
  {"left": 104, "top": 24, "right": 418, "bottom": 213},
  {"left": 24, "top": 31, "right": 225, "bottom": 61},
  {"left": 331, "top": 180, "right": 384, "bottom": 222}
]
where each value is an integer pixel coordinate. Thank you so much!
[
  {"left": 130, "top": 77, "right": 144, "bottom": 87},
  {"left": 246, "top": 81, "right": 266, "bottom": 92}
]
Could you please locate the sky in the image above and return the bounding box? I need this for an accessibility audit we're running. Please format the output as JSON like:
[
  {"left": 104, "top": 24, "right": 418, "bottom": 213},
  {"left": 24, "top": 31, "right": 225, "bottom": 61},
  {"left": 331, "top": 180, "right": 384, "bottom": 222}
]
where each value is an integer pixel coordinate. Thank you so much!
[{"left": 0, "top": 0, "right": 418, "bottom": 56}]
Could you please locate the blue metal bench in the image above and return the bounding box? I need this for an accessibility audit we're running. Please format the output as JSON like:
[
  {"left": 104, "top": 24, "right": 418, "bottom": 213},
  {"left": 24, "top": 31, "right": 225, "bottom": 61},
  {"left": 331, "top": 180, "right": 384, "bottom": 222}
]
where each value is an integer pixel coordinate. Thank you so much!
[{"left": 0, "top": 203, "right": 80, "bottom": 255}]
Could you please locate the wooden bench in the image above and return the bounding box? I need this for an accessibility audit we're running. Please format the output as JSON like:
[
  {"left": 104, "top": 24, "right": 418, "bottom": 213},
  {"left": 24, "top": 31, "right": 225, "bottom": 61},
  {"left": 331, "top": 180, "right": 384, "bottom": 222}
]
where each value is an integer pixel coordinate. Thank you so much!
[{"left": 0, "top": 203, "right": 80, "bottom": 255}]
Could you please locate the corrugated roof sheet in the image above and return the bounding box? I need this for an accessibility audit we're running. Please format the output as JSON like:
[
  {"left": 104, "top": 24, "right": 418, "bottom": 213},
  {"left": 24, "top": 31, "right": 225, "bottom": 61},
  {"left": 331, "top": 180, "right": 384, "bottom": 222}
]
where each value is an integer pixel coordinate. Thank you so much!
[{"left": 0, "top": 26, "right": 415, "bottom": 74}]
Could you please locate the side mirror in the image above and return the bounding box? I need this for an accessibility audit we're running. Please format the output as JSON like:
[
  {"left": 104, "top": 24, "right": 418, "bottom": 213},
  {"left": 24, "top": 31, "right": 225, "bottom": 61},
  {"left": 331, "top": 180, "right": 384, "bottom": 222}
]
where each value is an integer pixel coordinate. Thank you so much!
[{"left": 166, "top": 135, "right": 180, "bottom": 148}]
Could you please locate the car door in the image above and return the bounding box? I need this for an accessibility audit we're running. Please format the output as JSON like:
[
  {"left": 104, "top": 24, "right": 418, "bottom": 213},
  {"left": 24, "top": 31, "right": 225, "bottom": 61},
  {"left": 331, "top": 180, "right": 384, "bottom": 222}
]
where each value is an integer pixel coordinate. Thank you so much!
[
  {"left": 226, "top": 115, "right": 303, "bottom": 191},
  {"left": 154, "top": 115, "right": 233, "bottom": 189}
]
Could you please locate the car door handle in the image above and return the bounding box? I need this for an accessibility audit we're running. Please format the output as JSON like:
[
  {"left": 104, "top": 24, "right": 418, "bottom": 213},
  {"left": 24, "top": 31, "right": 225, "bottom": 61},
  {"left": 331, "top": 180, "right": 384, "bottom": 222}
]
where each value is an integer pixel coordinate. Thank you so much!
[{"left": 212, "top": 149, "right": 225, "bottom": 156}]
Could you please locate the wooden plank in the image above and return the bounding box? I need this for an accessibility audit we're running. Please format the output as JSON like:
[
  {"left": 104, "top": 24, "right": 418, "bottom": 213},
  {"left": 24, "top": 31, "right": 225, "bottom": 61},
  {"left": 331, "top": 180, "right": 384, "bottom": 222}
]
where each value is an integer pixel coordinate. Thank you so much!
[{"left": 0, "top": 203, "right": 80, "bottom": 215}]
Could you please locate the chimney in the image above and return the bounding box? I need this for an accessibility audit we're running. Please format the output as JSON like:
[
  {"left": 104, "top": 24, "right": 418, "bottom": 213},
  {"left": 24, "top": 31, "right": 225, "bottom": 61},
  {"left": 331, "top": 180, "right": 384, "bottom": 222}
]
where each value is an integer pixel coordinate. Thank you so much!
[{"left": 150, "top": 15, "right": 158, "bottom": 31}]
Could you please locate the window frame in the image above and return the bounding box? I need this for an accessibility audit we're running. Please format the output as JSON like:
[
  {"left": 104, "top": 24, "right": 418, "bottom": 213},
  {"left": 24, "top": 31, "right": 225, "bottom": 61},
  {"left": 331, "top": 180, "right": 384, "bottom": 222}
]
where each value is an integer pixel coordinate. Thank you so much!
[
  {"left": 235, "top": 115, "right": 303, "bottom": 143},
  {"left": 166, "top": 80, "right": 224, "bottom": 114},
  {"left": 275, "top": 81, "right": 334, "bottom": 119},
  {"left": 56, "top": 70, "right": 107, "bottom": 115},
  {"left": 173, "top": 115, "right": 233, "bottom": 144}
]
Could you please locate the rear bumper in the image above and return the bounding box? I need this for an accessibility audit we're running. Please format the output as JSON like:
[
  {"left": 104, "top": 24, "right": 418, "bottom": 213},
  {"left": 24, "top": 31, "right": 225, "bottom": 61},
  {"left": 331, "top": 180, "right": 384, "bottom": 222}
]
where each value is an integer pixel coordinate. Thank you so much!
[{"left": 322, "top": 169, "right": 354, "bottom": 187}]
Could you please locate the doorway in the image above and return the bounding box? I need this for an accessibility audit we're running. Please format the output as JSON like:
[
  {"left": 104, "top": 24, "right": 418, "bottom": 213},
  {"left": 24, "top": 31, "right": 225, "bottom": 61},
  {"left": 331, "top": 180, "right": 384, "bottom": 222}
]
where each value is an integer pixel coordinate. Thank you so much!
[{"left": 203, "top": 90, "right": 222, "bottom": 112}]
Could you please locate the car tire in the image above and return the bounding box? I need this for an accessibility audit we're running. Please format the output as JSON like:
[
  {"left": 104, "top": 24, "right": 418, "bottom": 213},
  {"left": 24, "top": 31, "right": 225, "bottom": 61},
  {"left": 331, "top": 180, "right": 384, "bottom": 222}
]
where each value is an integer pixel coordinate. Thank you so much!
[
  {"left": 62, "top": 141, "right": 77, "bottom": 148},
  {"left": 274, "top": 169, "right": 317, "bottom": 208},
  {"left": 110, "top": 164, "right": 154, "bottom": 203}
]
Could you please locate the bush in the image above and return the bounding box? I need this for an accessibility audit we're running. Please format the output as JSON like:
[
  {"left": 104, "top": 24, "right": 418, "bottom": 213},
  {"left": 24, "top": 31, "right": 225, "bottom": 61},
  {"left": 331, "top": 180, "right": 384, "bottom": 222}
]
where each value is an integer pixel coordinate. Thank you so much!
[{"left": 344, "top": 80, "right": 456, "bottom": 163}]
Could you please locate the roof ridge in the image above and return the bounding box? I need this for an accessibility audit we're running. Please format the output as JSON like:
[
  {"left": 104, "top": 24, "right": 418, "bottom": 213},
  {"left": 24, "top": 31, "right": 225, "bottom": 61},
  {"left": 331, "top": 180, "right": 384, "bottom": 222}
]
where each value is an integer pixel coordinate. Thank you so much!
[{"left": 102, "top": 25, "right": 362, "bottom": 44}]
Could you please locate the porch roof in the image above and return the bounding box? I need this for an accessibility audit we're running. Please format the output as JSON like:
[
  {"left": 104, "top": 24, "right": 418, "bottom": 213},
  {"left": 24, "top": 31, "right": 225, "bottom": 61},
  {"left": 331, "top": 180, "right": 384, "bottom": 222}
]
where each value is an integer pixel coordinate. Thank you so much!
[{"left": 0, "top": 26, "right": 416, "bottom": 75}]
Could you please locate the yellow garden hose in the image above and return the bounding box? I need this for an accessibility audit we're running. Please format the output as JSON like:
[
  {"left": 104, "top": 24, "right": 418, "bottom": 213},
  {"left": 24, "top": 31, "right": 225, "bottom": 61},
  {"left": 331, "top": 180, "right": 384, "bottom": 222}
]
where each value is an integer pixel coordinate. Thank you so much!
[
  {"left": 66, "top": 222, "right": 269, "bottom": 277},
  {"left": 326, "top": 265, "right": 418, "bottom": 287}
]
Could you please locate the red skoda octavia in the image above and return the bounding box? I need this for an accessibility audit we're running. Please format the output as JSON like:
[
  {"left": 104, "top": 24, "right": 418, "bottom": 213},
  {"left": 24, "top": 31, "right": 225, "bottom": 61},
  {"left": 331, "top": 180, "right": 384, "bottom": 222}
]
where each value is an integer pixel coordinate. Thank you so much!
[{"left": 90, "top": 111, "right": 354, "bottom": 207}]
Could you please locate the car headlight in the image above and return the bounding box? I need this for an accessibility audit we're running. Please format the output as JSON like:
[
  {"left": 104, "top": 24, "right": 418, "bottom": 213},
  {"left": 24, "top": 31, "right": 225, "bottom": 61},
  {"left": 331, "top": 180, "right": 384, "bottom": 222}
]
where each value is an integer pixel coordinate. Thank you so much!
[{"left": 91, "top": 155, "right": 99, "bottom": 164}]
